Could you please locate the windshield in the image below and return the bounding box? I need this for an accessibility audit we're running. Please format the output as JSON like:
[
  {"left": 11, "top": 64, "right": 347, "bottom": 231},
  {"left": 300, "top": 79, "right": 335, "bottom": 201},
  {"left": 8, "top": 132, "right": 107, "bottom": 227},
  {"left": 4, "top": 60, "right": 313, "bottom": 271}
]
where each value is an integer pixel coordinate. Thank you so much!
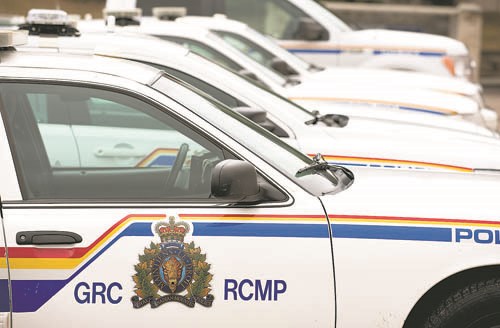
[
  {"left": 214, "top": 30, "right": 290, "bottom": 79},
  {"left": 310, "top": 0, "right": 352, "bottom": 32},
  {"left": 153, "top": 74, "right": 340, "bottom": 195},
  {"left": 214, "top": 28, "right": 312, "bottom": 75},
  {"left": 154, "top": 34, "right": 244, "bottom": 72}
]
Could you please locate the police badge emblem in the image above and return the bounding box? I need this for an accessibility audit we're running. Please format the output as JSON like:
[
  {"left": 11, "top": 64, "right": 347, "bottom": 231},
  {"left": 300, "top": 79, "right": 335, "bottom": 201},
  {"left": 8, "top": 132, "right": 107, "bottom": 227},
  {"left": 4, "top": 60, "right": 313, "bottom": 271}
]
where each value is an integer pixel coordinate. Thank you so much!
[{"left": 131, "top": 216, "right": 214, "bottom": 308}]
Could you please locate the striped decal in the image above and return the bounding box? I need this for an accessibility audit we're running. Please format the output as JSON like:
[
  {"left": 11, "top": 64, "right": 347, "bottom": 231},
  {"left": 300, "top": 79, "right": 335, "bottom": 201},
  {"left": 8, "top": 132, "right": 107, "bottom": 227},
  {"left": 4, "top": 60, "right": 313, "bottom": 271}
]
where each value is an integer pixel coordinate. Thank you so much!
[
  {"left": 135, "top": 148, "right": 178, "bottom": 167},
  {"left": 284, "top": 44, "right": 446, "bottom": 57},
  {"left": 318, "top": 154, "right": 473, "bottom": 173},
  {"left": 2, "top": 213, "right": 499, "bottom": 312},
  {"left": 290, "top": 97, "right": 458, "bottom": 116}
]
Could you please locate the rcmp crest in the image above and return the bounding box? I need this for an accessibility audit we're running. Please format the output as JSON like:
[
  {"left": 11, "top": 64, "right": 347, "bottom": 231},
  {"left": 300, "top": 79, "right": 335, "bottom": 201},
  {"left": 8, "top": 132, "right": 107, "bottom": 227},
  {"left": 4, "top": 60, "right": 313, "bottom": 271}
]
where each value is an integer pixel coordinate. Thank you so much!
[{"left": 131, "top": 216, "right": 214, "bottom": 309}]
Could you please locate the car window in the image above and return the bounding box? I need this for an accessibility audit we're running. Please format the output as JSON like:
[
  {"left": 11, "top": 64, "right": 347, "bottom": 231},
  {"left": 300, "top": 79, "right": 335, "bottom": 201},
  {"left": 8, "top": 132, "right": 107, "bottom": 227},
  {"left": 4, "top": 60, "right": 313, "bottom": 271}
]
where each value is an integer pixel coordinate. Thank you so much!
[
  {"left": 214, "top": 30, "right": 288, "bottom": 78},
  {"left": 154, "top": 35, "right": 244, "bottom": 72},
  {"left": 224, "top": 0, "right": 317, "bottom": 39},
  {"left": 141, "top": 63, "right": 289, "bottom": 138},
  {"left": 1, "top": 82, "right": 227, "bottom": 201}
]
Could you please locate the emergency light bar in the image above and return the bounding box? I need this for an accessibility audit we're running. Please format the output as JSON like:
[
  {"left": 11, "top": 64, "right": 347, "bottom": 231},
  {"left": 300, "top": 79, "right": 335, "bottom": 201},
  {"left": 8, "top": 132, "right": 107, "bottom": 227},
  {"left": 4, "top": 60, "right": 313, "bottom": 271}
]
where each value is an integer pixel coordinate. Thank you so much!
[
  {"left": 103, "top": 8, "right": 142, "bottom": 19},
  {"left": 152, "top": 7, "right": 187, "bottom": 21},
  {"left": 19, "top": 9, "right": 81, "bottom": 36},
  {"left": 103, "top": 8, "right": 142, "bottom": 26},
  {"left": 26, "top": 9, "right": 68, "bottom": 25}
]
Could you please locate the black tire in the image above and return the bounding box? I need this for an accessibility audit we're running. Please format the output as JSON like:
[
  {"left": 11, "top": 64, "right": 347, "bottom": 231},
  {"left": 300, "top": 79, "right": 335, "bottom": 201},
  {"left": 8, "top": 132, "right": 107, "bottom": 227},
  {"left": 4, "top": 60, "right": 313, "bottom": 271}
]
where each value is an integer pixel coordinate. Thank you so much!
[{"left": 424, "top": 277, "right": 500, "bottom": 328}]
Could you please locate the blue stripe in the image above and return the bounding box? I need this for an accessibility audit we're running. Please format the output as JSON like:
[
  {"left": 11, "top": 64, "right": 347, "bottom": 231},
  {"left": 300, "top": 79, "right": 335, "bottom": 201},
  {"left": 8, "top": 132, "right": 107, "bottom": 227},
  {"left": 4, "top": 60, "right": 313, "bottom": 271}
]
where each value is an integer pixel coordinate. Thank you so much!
[
  {"left": 289, "top": 48, "right": 445, "bottom": 57},
  {"left": 289, "top": 48, "right": 342, "bottom": 54},
  {"left": 192, "top": 222, "right": 329, "bottom": 238},
  {"left": 8, "top": 221, "right": 452, "bottom": 312},
  {"left": 148, "top": 155, "right": 176, "bottom": 167},
  {"left": 400, "top": 106, "right": 447, "bottom": 116},
  {"left": 0, "top": 279, "right": 9, "bottom": 312},
  {"left": 11, "top": 222, "right": 155, "bottom": 312},
  {"left": 331, "top": 161, "right": 368, "bottom": 167},
  {"left": 332, "top": 224, "right": 452, "bottom": 242}
]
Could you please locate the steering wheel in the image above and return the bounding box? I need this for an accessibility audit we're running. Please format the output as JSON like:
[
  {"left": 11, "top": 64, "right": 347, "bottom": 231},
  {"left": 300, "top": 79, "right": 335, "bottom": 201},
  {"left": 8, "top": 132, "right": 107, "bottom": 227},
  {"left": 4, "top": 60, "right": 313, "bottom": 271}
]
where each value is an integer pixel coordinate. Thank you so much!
[{"left": 165, "top": 143, "right": 189, "bottom": 190}]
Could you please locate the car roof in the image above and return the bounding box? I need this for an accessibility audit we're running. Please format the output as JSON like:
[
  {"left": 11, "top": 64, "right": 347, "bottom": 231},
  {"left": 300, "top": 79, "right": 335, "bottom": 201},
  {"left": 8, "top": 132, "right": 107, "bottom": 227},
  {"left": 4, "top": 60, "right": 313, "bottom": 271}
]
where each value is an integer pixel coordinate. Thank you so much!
[
  {"left": 24, "top": 31, "right": 190, "bottom": 59},
  {"left": 0, "top": 47, "right": 163, "bottom": 85},
  {"left": 77, "top": 17, "right": 213, "bottom": 40},
  {"left": 176, "top": 15, "right": 249, "bottom": 31}
]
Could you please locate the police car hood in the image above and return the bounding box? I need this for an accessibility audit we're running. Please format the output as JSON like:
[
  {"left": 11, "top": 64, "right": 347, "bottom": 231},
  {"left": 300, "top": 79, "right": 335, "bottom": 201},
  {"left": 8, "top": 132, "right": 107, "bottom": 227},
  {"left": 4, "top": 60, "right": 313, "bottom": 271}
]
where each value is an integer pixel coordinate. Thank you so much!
[
  {"left": 309, "top": 66, "right": 480, "bottom": 99},
  {"left": 305, "top": 100, "right": 494, "bottom": 137},
  {"left": 287, "top": 80, "right": 478, "bottom": 116},
  {"left": 338, "top": 29, "right": 467, "bottom": 57},
  {"left": 305, "top": 115, "right": 500, "bottom": 171},
  {"left": 319, "top": 167, "right": 500, "bottom": 223}
]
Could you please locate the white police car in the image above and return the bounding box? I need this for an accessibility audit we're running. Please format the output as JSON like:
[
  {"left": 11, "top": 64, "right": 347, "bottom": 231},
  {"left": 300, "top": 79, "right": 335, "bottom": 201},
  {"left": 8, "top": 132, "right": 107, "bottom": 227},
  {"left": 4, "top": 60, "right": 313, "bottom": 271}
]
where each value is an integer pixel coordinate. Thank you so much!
[
  {"left": 78, "top": 16, "right": 490, "bottom": 129},
  {"left": 175, "top": 15, "right": 498, "bottom": 131},
  {"left": 137, "top": 0, "right": 474, "bottom": 80},
  {"left": 18, "top": 23, "right": 500, "bottom": 172},
  {"left": 2, "top": 30, "right": 500, "bottom": 328}
]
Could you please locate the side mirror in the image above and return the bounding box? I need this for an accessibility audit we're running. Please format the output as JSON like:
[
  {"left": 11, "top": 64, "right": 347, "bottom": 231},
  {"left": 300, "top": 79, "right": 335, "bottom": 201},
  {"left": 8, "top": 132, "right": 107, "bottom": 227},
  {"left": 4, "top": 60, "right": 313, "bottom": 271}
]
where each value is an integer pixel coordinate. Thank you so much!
[
  {"left": 294, "top": 17, "right": 328, "bottom": 41},
  {"left": 234, "top": 106, "right": 289, "bottom": 137},
  {"left": 238, "top": 69, "right": 259, "bottom": 82},
  {"left": 234, "top": 106, "right": 267, "bottom": 124},
  {"left": 271, "top": 57, "right": 298, "bottom": 76},
  {"left": 211, "top": 159, "right": 262, "bottom": 202}
]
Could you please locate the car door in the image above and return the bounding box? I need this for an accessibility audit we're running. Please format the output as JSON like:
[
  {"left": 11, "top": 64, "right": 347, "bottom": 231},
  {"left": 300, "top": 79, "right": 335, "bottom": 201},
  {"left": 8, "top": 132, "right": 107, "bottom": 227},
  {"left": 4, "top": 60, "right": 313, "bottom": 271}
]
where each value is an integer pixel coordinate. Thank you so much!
[
  {"left": 0, "top": 80, "right": 335, "bottom": 327},
  {"left": 222, "top": 0, "right": 338, "bottom": 67},
  {"left": 0, "top": 200, "right": 9, "bottom": 327}
]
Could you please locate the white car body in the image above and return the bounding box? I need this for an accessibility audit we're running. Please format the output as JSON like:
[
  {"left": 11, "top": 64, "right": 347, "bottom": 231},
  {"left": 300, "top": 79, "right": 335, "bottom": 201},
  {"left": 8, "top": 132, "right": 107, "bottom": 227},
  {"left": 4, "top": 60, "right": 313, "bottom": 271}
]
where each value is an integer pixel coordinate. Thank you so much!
[
  {"left": 2, "top": 31, "right": 500, "bottom": 328},
  {"left": 158, "top": 0, "right": 472, "bottom": 79},
  {"left": 281, "top": 0, "right": 470, "bottom": 77},
  {"left": 20, "top": 32, "right": 500, "bottom": 172},
  {"left": 77, "top": 18, "right": 490, "bottom": 130},
  {"left": 175, "top": 15, "right": 498, "bottom": 131}
]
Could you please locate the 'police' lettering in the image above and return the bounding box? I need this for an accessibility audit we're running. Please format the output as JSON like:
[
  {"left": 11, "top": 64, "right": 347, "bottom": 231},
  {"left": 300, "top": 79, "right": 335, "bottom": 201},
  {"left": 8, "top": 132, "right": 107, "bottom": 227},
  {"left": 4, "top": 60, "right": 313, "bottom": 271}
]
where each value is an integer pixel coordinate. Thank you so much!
[
  {"left": 224, "top": 279, "right": 287, "bottom": 301},
  {"left": 74, "top": 282, "right": 123, "bottom": 304},
  {"left": 455, "top": 228, "right": 500, "bottom": 245}
]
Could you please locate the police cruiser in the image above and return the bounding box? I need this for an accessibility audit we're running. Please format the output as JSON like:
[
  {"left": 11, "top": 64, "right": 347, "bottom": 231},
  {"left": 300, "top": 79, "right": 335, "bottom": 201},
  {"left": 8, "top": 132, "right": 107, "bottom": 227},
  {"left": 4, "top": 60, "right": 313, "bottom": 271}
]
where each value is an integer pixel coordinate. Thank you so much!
[
  {"left": 1, "top": 30, "right": 500, "bottom": 328},
  {"left": 18, "top": 18, "right": 500, "bottom": 172},
  {"left": 136, "top": 0, "right": 475, "bottom": 80},
  {"left": 77, "top": 15, "right": 490, "bottom": 130},
  {"left": 175, "top": 14, "right": 498, "bottom": 131}
]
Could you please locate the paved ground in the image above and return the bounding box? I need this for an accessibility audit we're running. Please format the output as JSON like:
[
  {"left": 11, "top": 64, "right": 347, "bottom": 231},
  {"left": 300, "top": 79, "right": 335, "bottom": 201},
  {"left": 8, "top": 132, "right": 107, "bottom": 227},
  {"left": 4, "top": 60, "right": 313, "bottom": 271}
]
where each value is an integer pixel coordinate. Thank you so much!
[{"left": 483, "top": 84, "right": 500, "bottom": 131}]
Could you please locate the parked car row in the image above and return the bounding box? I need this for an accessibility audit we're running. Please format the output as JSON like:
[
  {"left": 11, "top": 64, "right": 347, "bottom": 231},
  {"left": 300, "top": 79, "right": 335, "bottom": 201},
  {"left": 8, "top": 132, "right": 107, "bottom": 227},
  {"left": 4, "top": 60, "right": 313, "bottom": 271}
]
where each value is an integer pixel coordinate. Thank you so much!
[{"left": 0, "top": 4, "right": 499, "bottom": 328}]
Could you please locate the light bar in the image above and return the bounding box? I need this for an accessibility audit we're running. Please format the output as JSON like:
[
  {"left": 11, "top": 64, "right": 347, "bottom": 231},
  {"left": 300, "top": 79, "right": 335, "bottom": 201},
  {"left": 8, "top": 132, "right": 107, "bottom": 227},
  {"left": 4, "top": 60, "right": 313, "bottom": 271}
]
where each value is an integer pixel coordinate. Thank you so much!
[
  {"left": 103, "top": 8, "right": 142, "bottom": 19},
  {"left": 152, "top": 7, "right": 187, "bottom": 20},
  {"left": 26, "top": 9, "right": 69, "bottom": 25},
  {"left": 0, "top": 30, "right": 28, "bottom": 48}
]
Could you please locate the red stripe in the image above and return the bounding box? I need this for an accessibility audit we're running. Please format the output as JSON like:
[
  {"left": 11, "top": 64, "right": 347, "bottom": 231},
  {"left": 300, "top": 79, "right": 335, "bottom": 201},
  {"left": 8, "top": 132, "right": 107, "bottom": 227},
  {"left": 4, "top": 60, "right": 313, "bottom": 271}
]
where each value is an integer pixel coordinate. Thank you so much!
[
  {"left": 4, "top": 213, "right": 498, "bottom": 260},
  {"left": 179, "top": 214, "right": 325, "bottom": 218},
  {"left": 329, "top": 214, "right": 500, "bottom": 226},
  {"left": 4, "top": 214, "right": 165, "bottom": 259},
  {"left": 310, "top": 154, "right": 472, "bottom": 171}
]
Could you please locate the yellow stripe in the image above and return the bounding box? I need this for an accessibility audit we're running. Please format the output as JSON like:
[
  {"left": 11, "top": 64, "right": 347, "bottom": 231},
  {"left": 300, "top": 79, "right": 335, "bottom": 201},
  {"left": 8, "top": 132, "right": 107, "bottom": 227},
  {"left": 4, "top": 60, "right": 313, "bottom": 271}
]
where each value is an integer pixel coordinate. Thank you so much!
[
  {"left": 322, "top": 155, "right": 473, "bottom": 173},
  {"left": 282, "top": 43, "right": 446, "bottom": 53},
  {"left": 290, "top": 97, "right": 458, "bottom": 115},
  {"left": 332, "top": 217, "right": 500, "bottom": 228},
  {"left": 7, "top": 215, "right": 165, "bottom": 270},
  {"left": 180, "top": 215, "right": 325, "bottom": 222}
]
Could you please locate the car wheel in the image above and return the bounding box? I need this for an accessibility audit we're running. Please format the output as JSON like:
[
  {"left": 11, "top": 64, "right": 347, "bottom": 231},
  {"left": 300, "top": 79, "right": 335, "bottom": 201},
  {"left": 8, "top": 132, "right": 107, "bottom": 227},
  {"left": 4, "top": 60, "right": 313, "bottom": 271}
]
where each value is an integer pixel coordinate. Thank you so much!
[{"left": 424, "top": 277, "right": 500, "bottom": 328}]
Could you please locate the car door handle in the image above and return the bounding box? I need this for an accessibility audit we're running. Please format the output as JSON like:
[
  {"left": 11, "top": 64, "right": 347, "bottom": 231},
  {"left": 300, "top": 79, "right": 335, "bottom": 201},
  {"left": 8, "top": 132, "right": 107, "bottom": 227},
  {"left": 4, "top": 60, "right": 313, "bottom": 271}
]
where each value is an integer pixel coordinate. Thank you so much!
[
  {"left": 94, "top": 144, "right": 145, "bottom": 158},
  {"left": 16, "top": 231, "right": 83, "bottom": 245}
]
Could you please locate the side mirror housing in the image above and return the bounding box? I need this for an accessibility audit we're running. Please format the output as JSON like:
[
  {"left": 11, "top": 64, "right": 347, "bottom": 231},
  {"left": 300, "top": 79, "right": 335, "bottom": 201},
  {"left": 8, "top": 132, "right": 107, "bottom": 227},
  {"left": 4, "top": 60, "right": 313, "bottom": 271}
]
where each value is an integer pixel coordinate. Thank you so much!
[
  {"left": 294, "top": 17, "right": 328, "bottom": 41},
  {"left": 271, "top": 57, "right": 298, "bottom": 76},
  {"left": 234, "top": 106, "right": 267, "bottom": 124},
  {"left": 211, "top": 159, "right": 262, "bottom": 202}
]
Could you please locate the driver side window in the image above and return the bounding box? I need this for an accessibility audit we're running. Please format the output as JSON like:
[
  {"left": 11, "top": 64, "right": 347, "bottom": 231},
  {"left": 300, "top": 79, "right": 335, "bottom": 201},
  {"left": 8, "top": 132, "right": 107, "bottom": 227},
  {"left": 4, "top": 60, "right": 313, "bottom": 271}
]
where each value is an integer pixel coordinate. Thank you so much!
[
  {"left": 1, "top": 83, "right": 225, "bottom": 201},
  {"left": 225, "top": 0, "right": 315, "bottom": 39}
]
